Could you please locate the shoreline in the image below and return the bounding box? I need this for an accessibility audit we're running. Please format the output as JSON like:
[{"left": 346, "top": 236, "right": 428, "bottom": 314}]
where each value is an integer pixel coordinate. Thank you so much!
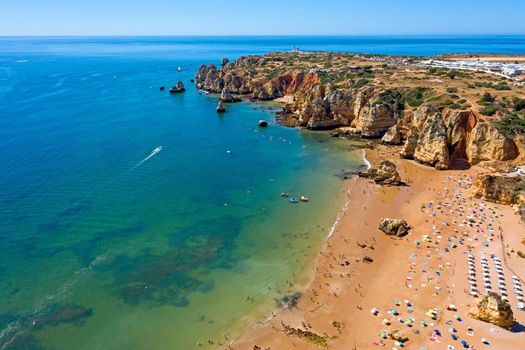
[{"left": 229, "top": 144, "right": 525, "bottom": 349}]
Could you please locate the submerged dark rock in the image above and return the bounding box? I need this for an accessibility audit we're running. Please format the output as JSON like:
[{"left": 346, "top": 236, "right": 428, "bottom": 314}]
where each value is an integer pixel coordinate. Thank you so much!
[
  {"left": 276, "top": 292, "right": 302, "bottom": 309},
  {"left": 98, "top": 216, "right": 242, "bottom": 307},
  {"left": 32, "top": 304, "right": 93, "bottom": 330}
]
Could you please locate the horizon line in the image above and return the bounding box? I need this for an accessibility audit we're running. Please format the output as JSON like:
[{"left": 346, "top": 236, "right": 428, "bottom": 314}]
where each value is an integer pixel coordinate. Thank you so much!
[{"left": 1, "top": 33, "right": 525, "bottom": 38}]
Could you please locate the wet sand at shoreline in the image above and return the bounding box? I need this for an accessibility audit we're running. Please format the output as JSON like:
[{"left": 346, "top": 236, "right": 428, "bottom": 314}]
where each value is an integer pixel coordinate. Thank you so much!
[{"left": 229, "top": 145, "right": 525, "bottom": 350}]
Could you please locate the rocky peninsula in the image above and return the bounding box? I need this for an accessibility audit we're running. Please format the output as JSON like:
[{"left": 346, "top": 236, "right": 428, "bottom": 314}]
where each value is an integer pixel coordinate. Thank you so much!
[
  {"left": 195, "top": 52, "right": 525, "bottom": 349},
  {"left": 196, "top": 52, "right": 524, "bottom": 168}
]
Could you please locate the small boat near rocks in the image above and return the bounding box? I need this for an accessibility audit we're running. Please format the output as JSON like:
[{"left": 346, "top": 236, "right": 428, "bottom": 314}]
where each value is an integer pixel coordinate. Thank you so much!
[{"left": 258, "top": 120, "right": 268, "bottom": 127}]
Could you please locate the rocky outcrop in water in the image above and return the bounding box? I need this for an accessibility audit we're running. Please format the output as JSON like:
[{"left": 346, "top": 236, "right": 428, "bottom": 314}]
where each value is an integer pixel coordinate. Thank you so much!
[
  {"left": 216, "top": 100, "right": 226, "bottom": 113},
  {"left": 169, "top": 81, "right": 186, "bottom": 93},
  {"left": 378, "top": 218, "right": 411, "bottom": 237},
  {"left": 469, "top": 292, "right": 514, "bottom": 328}
]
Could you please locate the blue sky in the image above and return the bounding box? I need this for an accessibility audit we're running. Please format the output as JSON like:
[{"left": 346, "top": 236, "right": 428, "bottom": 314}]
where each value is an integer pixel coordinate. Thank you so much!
[{"left": 1, "top": 0, "right": 525, "bottom": 36}]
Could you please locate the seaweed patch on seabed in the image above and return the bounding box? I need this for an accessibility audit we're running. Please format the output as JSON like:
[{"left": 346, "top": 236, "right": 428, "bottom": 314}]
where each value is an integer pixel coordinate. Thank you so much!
[
  {"left": 100, "top": 215, "right": 243, "bottom": 307},
  {"left": 0, "top": 304, "right": 93, "bottom": 350},
  {"left": 73, "top": 222, "right": 148, "bottom": 267},
  {"left": 57, "top": 204, "right": 91, "bottom": 219}
]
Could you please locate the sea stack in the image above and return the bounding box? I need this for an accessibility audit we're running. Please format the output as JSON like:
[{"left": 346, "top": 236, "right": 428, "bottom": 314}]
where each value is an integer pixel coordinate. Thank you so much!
[
  {"left": 169, "top": 81, "right": 186, "bottom": 94},
  {"left": 216, "top": 100, "right": 226, "bottom": 113}
]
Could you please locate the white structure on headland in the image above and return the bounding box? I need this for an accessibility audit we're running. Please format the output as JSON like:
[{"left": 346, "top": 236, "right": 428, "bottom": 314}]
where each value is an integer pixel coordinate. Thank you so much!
[
  {"left": 418, "top": 59, "right": 525, "bottom": 80},
  {"left": 502, "top": 66, "right": 524, "bottom": 76}
]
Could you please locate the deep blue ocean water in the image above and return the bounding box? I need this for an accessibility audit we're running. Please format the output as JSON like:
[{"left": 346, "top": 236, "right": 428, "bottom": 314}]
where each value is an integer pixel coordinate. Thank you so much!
[{"left": 1, "top": 36, "right": 524, "bottom": 350}]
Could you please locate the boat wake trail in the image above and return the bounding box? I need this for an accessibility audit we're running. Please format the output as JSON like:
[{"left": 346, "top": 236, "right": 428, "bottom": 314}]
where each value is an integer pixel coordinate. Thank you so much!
[{"left": 130, "top": 146, "right": 162, "bottom": 170}]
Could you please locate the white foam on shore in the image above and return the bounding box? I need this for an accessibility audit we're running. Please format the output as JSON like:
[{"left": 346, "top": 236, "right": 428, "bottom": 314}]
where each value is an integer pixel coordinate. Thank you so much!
[
  {"left": 361, "top": 148, "right": 372, "bottom": 170},
  {"left": 327, "top": 149, "right": 370, "bottom": 240},
  {"left": 327, "top": 181, "right": 353, "bottom": 240}
]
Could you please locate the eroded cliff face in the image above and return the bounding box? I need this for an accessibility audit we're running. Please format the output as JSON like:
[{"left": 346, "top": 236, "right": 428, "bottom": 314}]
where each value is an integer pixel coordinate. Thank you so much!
[
  {"left": 196, "top": 55, "right": 520, "bottom": 169},
  {"left": 350, "top": 90, "right": 405, "bottom": 137},
  {"left": 467, "top": 122, "right": 519, "bottom": 164},
  {"left": 399, "top": 106, "right": 519, "bottom": 169},
  {"left": 471, "top": 173, "right": 525, "bottom": 205}
]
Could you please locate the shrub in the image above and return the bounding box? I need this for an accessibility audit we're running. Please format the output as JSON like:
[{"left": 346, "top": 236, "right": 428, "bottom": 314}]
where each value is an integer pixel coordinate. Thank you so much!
[
  {"left": 447, "top": 87, "right": 458, "bottom": 93},
  {"left": 497, "top": 113, "right": 525, "bottom": 136},
  {"left": 379, "top": 89, "right": 405, "bottom": 110},
  {"left": 480, "top": 105, "right": 497, "bottom": 116},
  {"left": 353, "top": 78, "right": 369, "bottom": 89},
  {"left": 514, "top": 97, "right": 525, "bottom": 111},
  {"left": 493, "top": 83, "right": 511, "bottom": 91},
  {"left": 406, "top": 87, "right": 431, "bottom": 107},
  {"left": 481, "top": 92, "right": 495, "bottom": 103}
]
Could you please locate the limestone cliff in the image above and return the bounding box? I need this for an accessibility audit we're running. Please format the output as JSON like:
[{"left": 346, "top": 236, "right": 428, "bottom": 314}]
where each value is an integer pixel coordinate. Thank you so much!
[
  {"left": 471, "top": 173, "right": 525, "bottom": 205},
  {"left": 467, "top": 122, "right": 519, "bottom": 164},
  {"left": 196, "top": 53, "right": 521, "bottom": 169},
  {"left": 400, "top": 106, "right": 519, "bottom": 169}
]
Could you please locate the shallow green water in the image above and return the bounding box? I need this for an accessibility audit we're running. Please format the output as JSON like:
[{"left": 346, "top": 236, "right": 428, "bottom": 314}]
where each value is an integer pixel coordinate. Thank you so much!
[{"left": 0, "top": 38, "right": 366, "bottom": 349}]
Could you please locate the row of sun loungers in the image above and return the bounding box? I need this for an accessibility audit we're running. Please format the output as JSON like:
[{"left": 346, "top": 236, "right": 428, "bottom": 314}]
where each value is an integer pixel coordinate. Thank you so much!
[{"left": 468, "top": 253, "right": 524, "bottom": 311}]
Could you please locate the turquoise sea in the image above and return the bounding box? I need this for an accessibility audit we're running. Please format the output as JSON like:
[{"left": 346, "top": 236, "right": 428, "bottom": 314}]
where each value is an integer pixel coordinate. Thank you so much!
[{"left": 1, "top": 36, "right": 525, "bottom": 350}]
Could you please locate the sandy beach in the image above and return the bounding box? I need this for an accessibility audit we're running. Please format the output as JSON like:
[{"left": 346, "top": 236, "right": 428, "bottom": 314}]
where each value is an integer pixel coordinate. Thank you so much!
[{"left": 230, "top": 145, "right": 525, "bottom": 349}]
